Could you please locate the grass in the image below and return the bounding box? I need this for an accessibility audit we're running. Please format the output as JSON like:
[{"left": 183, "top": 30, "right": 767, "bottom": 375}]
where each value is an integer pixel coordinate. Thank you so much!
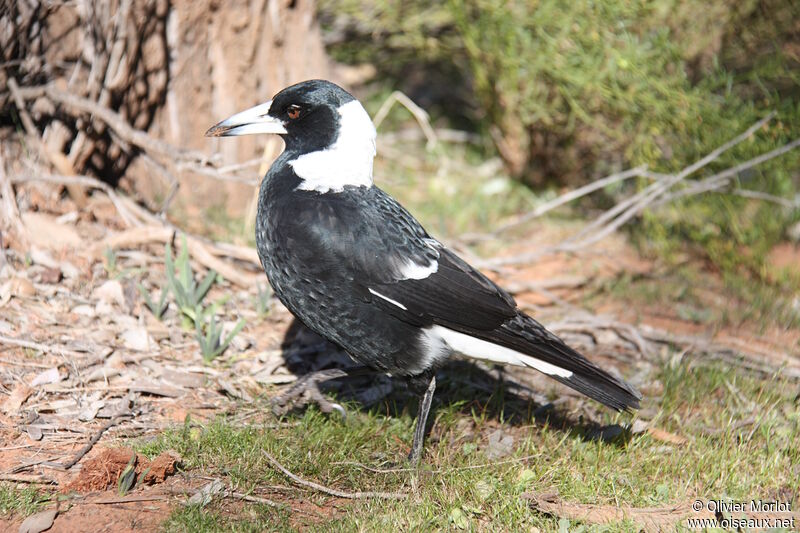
[
  {"left": 122, "top": 360, "right": 798, "bottom": 531},
  {"left": 0, "top": 485, "right": 49, "bottom": 517}
]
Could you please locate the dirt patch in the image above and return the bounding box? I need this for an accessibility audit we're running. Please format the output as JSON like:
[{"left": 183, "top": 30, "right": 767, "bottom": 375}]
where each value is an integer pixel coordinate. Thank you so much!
[{"left": 63, "top": 448, "right": 180, "bottom": 493}]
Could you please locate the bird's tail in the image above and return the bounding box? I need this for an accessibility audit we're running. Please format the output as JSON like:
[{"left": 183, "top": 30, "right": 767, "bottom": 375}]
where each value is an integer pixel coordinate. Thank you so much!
[{"left": 443, "top": 313, "right": 641, "bottom": 412}]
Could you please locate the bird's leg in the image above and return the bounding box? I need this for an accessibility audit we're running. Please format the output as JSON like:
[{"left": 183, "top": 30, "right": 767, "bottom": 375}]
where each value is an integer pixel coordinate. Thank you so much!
[
  {"left": 408, "top": 374, "right": 437, "bottom": 465},
  {"left": 271, "top": 366, "right": 371, "bottom": 419}
]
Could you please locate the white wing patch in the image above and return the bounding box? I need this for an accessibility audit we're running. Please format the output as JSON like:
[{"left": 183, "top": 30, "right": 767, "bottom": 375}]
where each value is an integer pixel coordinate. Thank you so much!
[
  {"left": 398, "top": 239, "right": 441, "bottom": 280},
  {"left": 291, "top": 100, "right": 377, "bottom": 193},
  {"left": 419, "top": 326, "right": 573, "bottom": 378},
  {"left": 368, "top": 288, "right": 408, "bottom": 310},
  {"left": 399, "top": 258, "right": 438, "bottom": 280}
]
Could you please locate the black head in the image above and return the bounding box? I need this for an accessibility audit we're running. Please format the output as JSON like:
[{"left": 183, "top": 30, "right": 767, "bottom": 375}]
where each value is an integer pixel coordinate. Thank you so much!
[{"left": 205, "top": 79, "right": 357, "bottom": 154}]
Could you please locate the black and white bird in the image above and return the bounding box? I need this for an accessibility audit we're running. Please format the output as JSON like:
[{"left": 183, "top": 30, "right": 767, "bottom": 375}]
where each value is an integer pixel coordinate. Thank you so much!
[{"left": 206, "top": 80, "right": 641, "bottom": 463}]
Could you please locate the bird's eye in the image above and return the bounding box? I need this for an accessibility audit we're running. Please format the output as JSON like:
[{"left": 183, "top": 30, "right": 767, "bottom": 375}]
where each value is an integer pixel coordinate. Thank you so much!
[{"left": 287, "top": 105, "right": 302, "bottom": 120}]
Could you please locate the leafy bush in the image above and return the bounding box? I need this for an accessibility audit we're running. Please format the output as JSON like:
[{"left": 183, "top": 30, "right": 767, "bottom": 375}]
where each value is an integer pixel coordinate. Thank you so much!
[{"left": 319, "top": 0, "right": 800, "bottom": 274}]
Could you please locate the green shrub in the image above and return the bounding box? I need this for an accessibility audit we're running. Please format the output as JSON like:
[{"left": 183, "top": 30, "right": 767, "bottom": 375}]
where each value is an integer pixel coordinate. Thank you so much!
[{"left": 319, "top": 0, "right": 800, "bottom": 275}]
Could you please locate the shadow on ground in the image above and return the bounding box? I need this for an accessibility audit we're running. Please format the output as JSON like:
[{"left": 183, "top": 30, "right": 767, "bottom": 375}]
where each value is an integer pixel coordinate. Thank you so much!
[{"left": 279, "top": 317, "right": 633, "bottom": 447}]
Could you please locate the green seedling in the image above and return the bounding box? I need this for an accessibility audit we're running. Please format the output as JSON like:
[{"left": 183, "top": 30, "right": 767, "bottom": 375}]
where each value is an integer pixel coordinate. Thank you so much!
[
  {"left": 165, "top": 236, "right": 217, "bottom": 327},
  {"left": 139, "top": 284, "right": 169, "bottom": 320},
  {"left": 195, "top": 316, "right": 246, "bottom": 362}
]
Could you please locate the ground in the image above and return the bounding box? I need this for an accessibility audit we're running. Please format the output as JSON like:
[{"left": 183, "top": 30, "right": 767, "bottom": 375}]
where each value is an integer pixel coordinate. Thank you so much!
[{"left": 1, "top": 150, "right": 799, "bottom": 531}]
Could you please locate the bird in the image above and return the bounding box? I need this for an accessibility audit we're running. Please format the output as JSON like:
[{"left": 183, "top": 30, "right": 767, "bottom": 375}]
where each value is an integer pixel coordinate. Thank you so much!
[{"left": 206, "top": 79, "right": 641, "bottom": 464}]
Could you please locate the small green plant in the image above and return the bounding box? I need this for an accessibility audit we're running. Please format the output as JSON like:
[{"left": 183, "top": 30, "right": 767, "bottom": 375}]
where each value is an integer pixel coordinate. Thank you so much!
[
  {"left": 138, "top": 284, "right": 169, "bottom": 320},
  {"left": 165, "top": 236, "right": 217, "bottom": 327},
  {"left": 195, "top": 315, "right": 245, "bottom": 362},
  {"left": 103, "top": 247, "right": 117, "bottom": 276},
  {"left": 117, "top": 454, "right": 137, "bottom": 496},
  {"left": 254, "top": 283, "right": 273, "bottom": 317}
]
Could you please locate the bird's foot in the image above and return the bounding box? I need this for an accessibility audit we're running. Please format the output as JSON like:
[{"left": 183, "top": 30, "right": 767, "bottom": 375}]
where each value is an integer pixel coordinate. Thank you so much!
[{"left": 271, "top": 369, "right": 349, "bottom": 419}]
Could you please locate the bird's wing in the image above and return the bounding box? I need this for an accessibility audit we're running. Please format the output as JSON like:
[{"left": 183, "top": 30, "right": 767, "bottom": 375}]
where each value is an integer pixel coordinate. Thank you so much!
[
  {"left": 348, "top": 189, "right": 641, "bottom": 412},
  {"left": 345, "top": 188, "right": 518, "bottom": 331}
]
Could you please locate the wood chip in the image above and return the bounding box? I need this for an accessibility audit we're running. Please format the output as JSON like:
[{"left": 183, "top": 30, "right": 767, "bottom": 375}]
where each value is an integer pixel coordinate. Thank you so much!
[
  {"left": 647, "top": 427, "right": 687, "bottom": 445},
  {"left": 2, "top": 383, "right": 33, "bottom": 414},
  {"left": 31, "top": 367, "right": 62, "bottom": 387}
]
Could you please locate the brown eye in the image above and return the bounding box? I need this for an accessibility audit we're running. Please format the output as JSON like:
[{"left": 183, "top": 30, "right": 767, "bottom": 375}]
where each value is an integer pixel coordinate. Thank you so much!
[{"left": 287, "top": 105, "right": 301, "bottom": 120}]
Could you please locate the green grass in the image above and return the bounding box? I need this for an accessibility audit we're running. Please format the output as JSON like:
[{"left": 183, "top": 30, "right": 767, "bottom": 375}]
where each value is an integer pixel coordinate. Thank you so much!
[
  {"left": 0, "top": 484, "right": 49, "bottom": 517},
  {"left": 125, "top": 360, "right": 798, "bottom": 531},
  {"left": 161, "top": 504, "right": 291, "bottom": 533}
]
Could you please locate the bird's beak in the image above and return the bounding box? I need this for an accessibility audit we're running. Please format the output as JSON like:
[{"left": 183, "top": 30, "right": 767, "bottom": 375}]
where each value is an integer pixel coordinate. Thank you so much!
[{"left": 205, "top": 100, "right": 288, "bottom": 137}]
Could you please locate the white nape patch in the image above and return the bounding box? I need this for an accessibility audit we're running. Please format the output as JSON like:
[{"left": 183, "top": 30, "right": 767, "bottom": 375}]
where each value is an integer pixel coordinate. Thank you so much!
[
  {"left": 292, "top": 100, "right": 377, "bottom": 193},
  {"left": 420, "top": 326, "right": 573, "bottom": 378},
  {"left": 368, "top": 288, "right": 407, "bottom": 310},
  {"left": 399, "top": 258, "right": 438, "bottom": 280}
]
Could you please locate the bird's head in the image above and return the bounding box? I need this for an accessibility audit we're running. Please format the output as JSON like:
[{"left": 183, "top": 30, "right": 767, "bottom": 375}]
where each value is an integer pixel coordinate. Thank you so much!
[
  {"left": 205, "top": 79, "right": 375, "bottom": 154},
  {"left": 206, "top": 80, "right": 377, "bottom": 192}
]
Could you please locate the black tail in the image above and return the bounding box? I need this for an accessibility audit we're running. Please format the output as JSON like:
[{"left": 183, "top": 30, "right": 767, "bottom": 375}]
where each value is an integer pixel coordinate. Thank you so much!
[{"left": 479, "top": 313, "right": 642, "bottom": 412}]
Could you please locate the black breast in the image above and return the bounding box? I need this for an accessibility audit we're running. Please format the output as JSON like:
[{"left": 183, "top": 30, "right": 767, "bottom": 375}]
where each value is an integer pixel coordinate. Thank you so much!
[{"left": 254, "top": 166, "right": 433, "bottom": 375}]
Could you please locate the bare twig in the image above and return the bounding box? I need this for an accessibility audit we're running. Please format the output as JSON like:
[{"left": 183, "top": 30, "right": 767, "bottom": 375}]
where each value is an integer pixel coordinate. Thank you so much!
[
  {"left": 7, "top": 78, "right": 89, "bottom": 207},
  {"left": 41, "top": 413, "right": 133, "bottom": 471},
  {"left": 0, "top": 334, "right": 90, "bottom": 359},
  {"left": 654, "top": 137, "right": 800, "bottom": 208},
  {"left": 14, "top": 84, "right": 208, "bottom": 165},
  {"left": 0, "top": 152, "right": 29, "bottom": 255},
  {"left": 229, "top": 491, "right": 282, "bottom": 507},
  {"left": 261, "top": 450, "right": 407, "bottom": 500},
  {"left": 0, "top": 473, "right": 56, "bottom": 484},
  {"left": 11, "top": 173, "right": 141, "bottom": 227},
  {"left": 373, "top": 91, "right": 438, "bottom": 151},
  {"left": 494, "top": 166, "right": 651, "bottom": 234}
]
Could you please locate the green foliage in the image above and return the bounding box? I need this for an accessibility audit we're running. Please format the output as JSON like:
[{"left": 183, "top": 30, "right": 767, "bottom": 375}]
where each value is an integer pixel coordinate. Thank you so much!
[
  {"left": 319, "top": 0, "right": 800, "bottom": 275},
  {"left": 0, "top": 484, "right": 49, "bottom": 517},
  {"left": 162, "top": 235, "right": 246, "bottom": 362},
  {"left": 165, "top": 237, "right": 217, "bottom": 326},
  {"left": 138, "top": 284, "right": 169, "bottom": 320},
  {"left": 117, "top": 454, "right": 137, "bottom": 496},
  {"left": 195, "top": 315, "right": 245, "bottom": 362},
  {"left": 103, "top": 247, "right": 118, "bottom": 276},
  {"left": 253, "top": 283, "right": 272, "bottom": 317}
]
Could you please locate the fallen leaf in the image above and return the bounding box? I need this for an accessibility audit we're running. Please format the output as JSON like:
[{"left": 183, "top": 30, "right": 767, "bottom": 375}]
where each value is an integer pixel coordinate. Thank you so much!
[
  {"left": 187, "top": 479, "right": 225, "bottom": 507},
  {"left": 1, "top": 277, "right": 36, "bottom": 303},
  {"left": 92, "top": 280, "right": 125, "bottom": 308},
  {"left": 37, "top": 267, "right": 62, "bottom": 284},
  {"left": 18, "top": 508, "right": 57, "bottom": 533},
  {"left": 647, "top": 427, "right": 687, "bottom": 445},
  {"left": 60, "top": 261, "right": 80, "bottom": 279},
  {"left": 31, "top": 367, "right": 62, "bottom": 387},
  {"left": 2, "top": 383, "right": 32, "bottom": 414},
  {"left": 26, "top": 425, "right": 43, "bottom": 441},
  {"left": 78, "top": 400, "right": 105, "bottom": 422},
  {"left": 120, "top": 327, "right": 152, "bottom": 351},
  {"left": 22, "top": 212, "right": 81, "bottom": 249},
  {"left": 28, "top": 247, "right": 59, "bottom": 269}
]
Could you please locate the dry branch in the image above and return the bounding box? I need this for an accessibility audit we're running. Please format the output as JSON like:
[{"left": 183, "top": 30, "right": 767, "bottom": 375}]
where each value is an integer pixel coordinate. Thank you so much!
[
  {"left": 40, "top": 413, "right": 134, "bottom": 471},
  {"left": 522, "top": 492, "right": 718, "bottom": 531},
  {"left": 373, "top": 91, "right": 438, "bottom": 150},
  {"left": 262, "top": 450, "right": 407, "bottom": 500}
]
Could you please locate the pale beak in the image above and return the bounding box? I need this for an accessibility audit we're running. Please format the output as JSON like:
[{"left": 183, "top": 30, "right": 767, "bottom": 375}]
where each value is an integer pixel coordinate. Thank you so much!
[{"left": 205, "top": 100, "right": 288, "bottom": 137}]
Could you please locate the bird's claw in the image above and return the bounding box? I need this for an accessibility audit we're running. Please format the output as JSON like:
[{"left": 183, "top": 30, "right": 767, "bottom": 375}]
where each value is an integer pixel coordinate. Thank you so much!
[{"left": 271, "top": 369, "right": 349, "bottom": 419}]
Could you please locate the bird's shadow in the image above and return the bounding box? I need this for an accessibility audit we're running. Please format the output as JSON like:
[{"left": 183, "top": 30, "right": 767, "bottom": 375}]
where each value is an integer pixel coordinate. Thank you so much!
[{"left": 279, "top": 318, "right": 633, "bottom": 447}]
